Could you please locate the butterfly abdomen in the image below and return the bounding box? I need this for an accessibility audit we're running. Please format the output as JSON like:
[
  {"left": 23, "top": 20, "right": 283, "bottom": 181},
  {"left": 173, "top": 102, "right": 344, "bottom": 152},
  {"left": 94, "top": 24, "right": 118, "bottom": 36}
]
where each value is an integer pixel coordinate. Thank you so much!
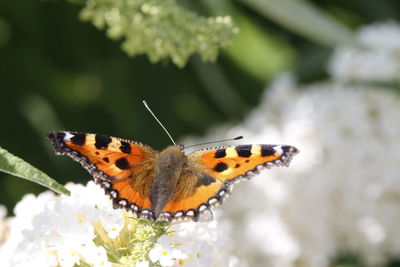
[{"left": 151, "top": 146, "right": 187, "bottom": 219}]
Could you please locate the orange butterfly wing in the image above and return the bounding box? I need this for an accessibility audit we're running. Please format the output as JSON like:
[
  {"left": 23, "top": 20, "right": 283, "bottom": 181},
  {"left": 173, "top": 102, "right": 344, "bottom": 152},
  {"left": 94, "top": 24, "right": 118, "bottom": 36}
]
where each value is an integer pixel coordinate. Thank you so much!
[
  {"left": 47, "top": 131, "right": 157, "bottom": 217},
  {"left": 198, "top": 144, "right": 299, "bottom": 182},
  {"left": 160, "top": 144, "right": 299, "bottom": 221}
]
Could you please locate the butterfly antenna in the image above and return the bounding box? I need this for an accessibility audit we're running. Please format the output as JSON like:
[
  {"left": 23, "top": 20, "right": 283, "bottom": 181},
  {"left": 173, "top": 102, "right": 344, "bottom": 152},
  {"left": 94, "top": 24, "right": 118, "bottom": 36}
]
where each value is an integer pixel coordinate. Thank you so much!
[
  {"left": 184, "top": 136, "right": 243, "bottom": 150},
  {"left": 143, "top": 100, "right": 176, "bottom": 145}
]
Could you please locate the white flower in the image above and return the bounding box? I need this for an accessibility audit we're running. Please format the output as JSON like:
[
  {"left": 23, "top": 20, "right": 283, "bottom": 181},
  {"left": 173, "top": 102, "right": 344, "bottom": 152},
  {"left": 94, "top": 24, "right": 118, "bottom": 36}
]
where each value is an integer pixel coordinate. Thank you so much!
[
  {"left": 358, "top": 21, "right": 400, "bottom": 50},
  {"left": 80, "top": 245, "right": 111, "bottom": 267},
  {"left": 149, "top": 219, "right": 236, "bottom": 267},
  {"left": 186, "top": 70, "right": 400, "bottom": 267},
  {"left": 56, "top": 239, "right": 81, "bottom": 267},
  {"left": 0, "top": 182, "right": 121, "bottom": 267},
  {"left": 329, "top": 21, "right": 400, "bottom": 82},
  {"left": 136, "top": 261, "right": 150, "bottom": 267},
  {"left": 149, "top": 245, "right": 175, "bottom": 266}
]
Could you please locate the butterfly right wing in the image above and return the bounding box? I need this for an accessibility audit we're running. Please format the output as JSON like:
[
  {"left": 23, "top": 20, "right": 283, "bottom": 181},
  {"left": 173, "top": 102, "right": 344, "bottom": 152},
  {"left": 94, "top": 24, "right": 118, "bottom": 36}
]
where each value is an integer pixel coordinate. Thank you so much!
[
  {"left": 159, "top": 144, "right": 299, "bottom": 221},
  {"left": 47, "top": 131, "right": 159, "bottom": 218}
]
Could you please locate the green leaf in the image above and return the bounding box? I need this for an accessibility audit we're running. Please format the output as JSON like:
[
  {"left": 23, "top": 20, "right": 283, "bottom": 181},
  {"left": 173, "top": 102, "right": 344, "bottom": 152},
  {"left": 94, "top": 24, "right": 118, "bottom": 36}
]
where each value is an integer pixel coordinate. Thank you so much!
[
  {"left": 240, "top": 0, "right": 355, "bottom": 47},
  {"left": 0, "top": 146, "right": 70, "bottom": 196}
]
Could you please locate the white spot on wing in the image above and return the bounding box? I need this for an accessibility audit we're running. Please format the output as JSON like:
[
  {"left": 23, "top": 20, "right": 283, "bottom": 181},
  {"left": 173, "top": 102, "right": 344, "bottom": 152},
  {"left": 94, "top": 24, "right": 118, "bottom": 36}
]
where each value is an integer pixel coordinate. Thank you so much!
[
  {"left": 175, "top": 211, "right": 183, "bottom": 217},
  {"left": 63, "top": 132, "right": 75, "bottom": 141},
  {"left": 273, "top": 145, "right": 283, "bottom": 154},
  {"left": 118, "top": 199, "right": 127, "bottom": 206},
  {"left": 186, "top": 210, "right": 195, "bottom": 216},
  {"left": 208, "top": 198, "right": 218, "bottom": 205},
  {"left": 110, "top": 190, "right": 118, "bottom": 199},
  {"left": 199, "top": 204, "right": 207, "bottom": 212}
]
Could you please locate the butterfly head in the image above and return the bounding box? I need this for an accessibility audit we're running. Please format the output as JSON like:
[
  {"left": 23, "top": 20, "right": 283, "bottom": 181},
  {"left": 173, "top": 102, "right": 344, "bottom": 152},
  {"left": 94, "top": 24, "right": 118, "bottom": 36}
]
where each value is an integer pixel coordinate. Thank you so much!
[
  {"left": 157, "top": 146, "right": 186, "bottom": 170},
  {"left": 176, "top": 143, "right": 185, "bottom": 151}
]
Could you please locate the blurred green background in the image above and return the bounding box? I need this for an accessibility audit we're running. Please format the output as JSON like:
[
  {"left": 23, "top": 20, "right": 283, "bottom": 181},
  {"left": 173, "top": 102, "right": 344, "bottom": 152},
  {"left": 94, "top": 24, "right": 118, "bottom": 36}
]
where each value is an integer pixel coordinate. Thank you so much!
[{"left": 0, "top": 0, "right": 398, "bottom": 214}]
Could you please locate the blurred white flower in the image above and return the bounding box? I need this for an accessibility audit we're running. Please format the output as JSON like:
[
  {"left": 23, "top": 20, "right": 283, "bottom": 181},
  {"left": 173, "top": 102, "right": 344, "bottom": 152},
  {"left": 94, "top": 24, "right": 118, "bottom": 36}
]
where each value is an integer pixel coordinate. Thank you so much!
[
  {"left": 0, "top": 205, "right": 7, "bottom": 219},
  {"left": 187, "top": 72, "right": 400, "bottom": 267},
  {"left": 359, "top": 22, "right": 400, "bottom": 51},
  {"left": 329, "top": 21, "right": 400, "bottom": 82},
  {"left": 0, "top": 205, "right": 8, "bottom": 246}
]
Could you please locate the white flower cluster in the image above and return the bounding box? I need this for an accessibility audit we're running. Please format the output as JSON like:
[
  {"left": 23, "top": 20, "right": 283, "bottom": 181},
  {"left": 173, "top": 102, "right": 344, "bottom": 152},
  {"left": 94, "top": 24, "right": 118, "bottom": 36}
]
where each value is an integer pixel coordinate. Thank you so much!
[
  {"left": 0, "top": 182, "right": 123, "bottom": 267},
  {"left": 0, "top": 181, "right": 237, "bottom": 267},
  {"left": 149, "top": 218, "right": 237, "bottom": 267},
  {"left": 184, "top": 22, "right": 400, "bottom": 267},
  {"left": 329, "top": 21, "right": 400, "bottom": 82}
]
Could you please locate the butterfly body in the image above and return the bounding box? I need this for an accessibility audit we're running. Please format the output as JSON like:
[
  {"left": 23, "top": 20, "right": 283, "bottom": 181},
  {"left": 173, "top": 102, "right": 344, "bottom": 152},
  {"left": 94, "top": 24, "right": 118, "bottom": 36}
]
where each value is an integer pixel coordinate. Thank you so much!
[
  {"left": 47, "top": 131, "right": 299, "bottom": 222},
  {"left": 152, "top": 146, "right": 187, "bottom": 218}
]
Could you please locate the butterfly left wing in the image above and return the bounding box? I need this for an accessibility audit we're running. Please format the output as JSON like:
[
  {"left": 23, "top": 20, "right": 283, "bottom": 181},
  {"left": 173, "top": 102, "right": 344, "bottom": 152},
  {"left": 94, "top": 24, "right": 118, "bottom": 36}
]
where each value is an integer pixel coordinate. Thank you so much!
[
  {"left": 47, "top": 131, "right": 158, "bottom": 218},
  {"left": 159, "top": 144, "right": 299, "bottom": 221},
  {"left": 196, "top": 144, "right": 299, "bottom": 182}
]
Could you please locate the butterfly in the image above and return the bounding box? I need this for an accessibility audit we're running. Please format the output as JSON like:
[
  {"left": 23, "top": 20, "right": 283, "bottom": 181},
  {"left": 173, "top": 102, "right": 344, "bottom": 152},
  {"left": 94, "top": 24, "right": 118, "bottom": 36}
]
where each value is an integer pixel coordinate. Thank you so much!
[{"left": 47, "top": 131, "right": 299, "bottom": 222}]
